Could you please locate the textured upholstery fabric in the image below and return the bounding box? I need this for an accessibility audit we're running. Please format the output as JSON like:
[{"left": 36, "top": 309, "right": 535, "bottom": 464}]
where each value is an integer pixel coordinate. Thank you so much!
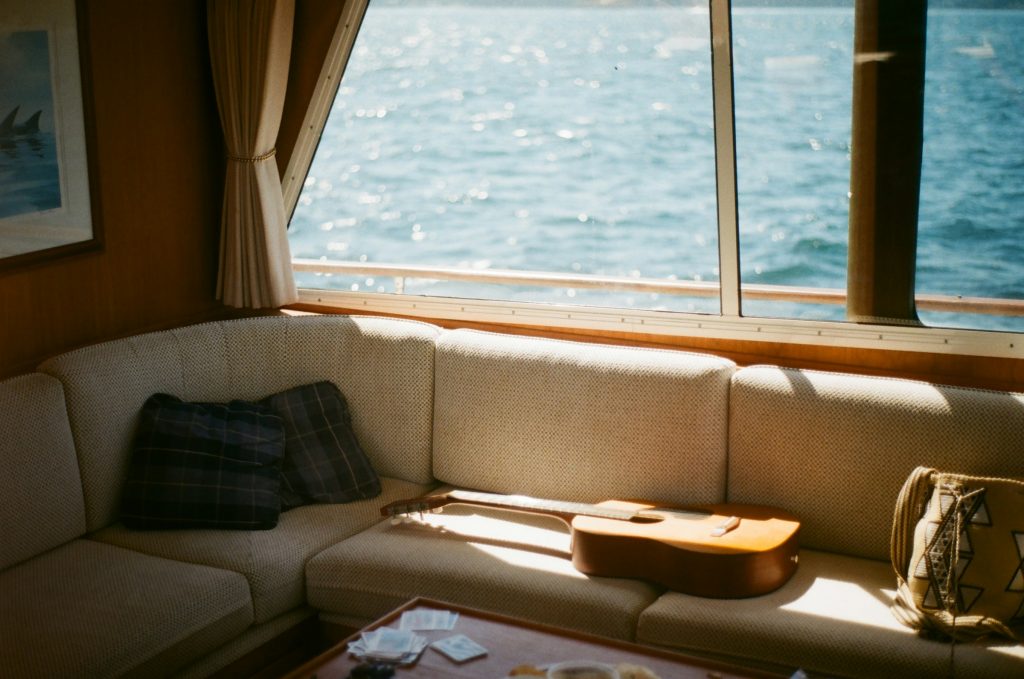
[
  {"left": 0, "top": 373, "right": 86, "bottom": 571},
  {"left": 39, "top": 315, "right": 439, "bottom": 531},
  {"left": 262, "top": 381, "right": 381, "bottom": 509},
  {"left": 637, "top": 549, "right": 1024, "bottom": 678},
  {"left": 433, "top": 330, "right": 735, "bottom": 506},
  {"left": 306, "top": 499, "right": 664, "bottom": 640},
  {"left": 0, "top": 539, "right": 252, "bottom": 679},
  {"left": 728, "top": 367, "right": 1024, "bottom": 561},
  {"left": 93, "top": 477, "right": 433, "bottom": 623},
  {"left": 122, "top": 394, "right": 285, "bottom": 530}
]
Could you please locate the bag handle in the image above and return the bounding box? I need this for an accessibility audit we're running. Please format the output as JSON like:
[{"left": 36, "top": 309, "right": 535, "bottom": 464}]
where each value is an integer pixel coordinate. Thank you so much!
[{"left": 891, "top": 466, "right": 935, "bottom": 581}]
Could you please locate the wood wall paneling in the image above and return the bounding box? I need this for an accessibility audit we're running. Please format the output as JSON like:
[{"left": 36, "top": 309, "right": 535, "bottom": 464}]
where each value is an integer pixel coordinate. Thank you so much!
[
  {"left": 0, "top": 1, "right": 228, "bottom": 378},
  {"left": 0, "top": 0, "right": 349, "bottom": 379},
  {"left": 86, "top": 1, "right": 224, "bottom": 322}
]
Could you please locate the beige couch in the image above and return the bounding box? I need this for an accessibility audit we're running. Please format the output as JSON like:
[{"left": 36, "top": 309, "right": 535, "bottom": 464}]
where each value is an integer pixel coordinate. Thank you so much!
[{"left": 1, "top": 315, "right": 1021, "bottom": 677}]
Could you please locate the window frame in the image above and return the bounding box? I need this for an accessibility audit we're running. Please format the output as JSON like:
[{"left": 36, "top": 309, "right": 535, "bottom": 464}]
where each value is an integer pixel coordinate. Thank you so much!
[{"left": 283, "top": 0, "right": 1024, "bottom": 361}]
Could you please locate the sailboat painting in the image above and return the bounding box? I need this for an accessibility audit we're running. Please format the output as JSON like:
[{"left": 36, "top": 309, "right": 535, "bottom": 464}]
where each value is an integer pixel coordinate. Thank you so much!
[{"left": 0, "top": 30, "right": 62, "bottom": 220}]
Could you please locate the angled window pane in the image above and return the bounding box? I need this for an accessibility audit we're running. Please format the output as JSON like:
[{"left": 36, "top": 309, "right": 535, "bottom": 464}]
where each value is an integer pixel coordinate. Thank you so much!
[{"left": 289, "top": 1, "right": 719, "bottom": 314}]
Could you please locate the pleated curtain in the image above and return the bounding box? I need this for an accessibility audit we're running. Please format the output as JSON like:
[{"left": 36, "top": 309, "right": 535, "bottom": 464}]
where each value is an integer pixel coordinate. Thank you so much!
[{"left": 208, "top": 0, "right": 298, "bottom": 308}]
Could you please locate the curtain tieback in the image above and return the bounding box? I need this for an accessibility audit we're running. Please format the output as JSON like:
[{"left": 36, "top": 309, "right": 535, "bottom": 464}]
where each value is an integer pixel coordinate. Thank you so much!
[{"left": 227, "top": 148, "right": 276, "bottom": 163}]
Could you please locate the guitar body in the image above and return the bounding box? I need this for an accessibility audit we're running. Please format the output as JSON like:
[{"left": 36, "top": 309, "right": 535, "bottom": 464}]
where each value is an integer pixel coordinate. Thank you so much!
[
  {"left": 570, "top": 502, "right": 800, "bottom": 598},
  {"left": 381, "top": 492, "right": 800, "bottom": 598}
]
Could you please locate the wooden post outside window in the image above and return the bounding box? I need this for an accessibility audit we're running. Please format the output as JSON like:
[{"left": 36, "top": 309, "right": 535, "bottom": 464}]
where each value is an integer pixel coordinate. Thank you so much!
[{"left": 846, "top": 0, "right": 928, "bottom": 325}]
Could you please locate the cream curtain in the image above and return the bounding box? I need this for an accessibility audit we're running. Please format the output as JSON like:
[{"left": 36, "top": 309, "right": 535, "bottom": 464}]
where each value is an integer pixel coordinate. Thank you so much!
[{"left": 208, "top": 0, "right": 297, "bottom": 308}]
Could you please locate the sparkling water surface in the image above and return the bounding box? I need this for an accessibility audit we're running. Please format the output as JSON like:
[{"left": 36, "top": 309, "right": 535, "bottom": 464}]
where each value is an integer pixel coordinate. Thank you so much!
[{"left": 290, "top": 7, "right": 1024, "bottom": 331}]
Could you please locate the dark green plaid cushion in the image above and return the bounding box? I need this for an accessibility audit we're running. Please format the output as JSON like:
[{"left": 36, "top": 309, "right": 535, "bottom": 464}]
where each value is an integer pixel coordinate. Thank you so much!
[
  {"left": 122, "top": 394, "right": 285, "bottom": 530},
  {"left": 261, "top": 381, "right": 381, "bottom": 509}
]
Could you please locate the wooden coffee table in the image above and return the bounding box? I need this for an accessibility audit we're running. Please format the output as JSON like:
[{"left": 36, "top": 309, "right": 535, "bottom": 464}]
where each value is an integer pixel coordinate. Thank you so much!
[{"left": 283, "top": 598, "right": 784, "bottom": 678}]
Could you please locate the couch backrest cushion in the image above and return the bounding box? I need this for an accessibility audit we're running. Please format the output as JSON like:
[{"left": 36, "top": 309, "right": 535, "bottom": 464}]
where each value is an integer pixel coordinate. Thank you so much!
[
  {"left": 39, "top": 316, "right": 439, "bottom": 531},
  {"left": 433, "top": 330, "right": 735, "bottom": 505},
  {"left": 0, "top": 373, "right": 87, "bottom": 570},
  {"left": 728, "top": 366, "right": 1024, "bottom": 561}
]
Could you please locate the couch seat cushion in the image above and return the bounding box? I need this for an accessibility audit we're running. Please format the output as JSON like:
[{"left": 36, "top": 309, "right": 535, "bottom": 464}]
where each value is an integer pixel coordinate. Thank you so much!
[
  {"left": 306, "top": 500, "right": 664, "bottom": 640},
  {"left": 0, "top": 539, "right": 252, "bottom": 678},
  {"left": 92, "top": 477, "right": 434, "bottom": 623},
  {"left": 636, "top": 549, "right": 1024, "bottom": 678}
]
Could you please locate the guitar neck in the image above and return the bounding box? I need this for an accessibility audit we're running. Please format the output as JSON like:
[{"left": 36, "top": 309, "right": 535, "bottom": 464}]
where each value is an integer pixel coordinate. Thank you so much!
[{"left": 445, "top": 490, "right": 639, "bottom": 523}]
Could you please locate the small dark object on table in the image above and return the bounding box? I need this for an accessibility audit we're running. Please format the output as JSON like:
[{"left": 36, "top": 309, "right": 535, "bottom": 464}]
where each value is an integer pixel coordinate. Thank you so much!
[{"left": 346, "top": 661, "right": 396, "bottom": 679}]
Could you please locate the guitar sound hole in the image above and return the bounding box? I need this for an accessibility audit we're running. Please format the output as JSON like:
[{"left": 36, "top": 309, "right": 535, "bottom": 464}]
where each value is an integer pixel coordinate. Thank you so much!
[{"left": 629, "top": 514, "right": 663, "bottom": 524}]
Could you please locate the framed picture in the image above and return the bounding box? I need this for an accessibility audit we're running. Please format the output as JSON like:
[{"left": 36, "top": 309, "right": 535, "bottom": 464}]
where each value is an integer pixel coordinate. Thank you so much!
[{"left": 0, "top": 0, "right": 100, "bottom": 271}]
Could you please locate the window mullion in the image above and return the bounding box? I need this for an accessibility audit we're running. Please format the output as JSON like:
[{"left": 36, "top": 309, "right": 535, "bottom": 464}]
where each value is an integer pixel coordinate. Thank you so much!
[
  {"left": 709, "top": 0, "right": 741, "bottom": 318},
  {"left": 282, "top": 0, "right": 370, "bottom": 220}
]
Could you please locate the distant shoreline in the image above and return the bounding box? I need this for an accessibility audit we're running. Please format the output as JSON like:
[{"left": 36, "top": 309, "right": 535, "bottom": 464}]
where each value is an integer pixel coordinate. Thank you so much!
[{"left": 370, "top": 1, "right": 1024, "bottom": 9}]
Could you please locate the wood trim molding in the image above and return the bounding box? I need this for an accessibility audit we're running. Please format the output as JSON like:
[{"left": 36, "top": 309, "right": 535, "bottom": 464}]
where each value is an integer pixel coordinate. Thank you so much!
[{"left": 287, "top": 303, "right": 1024, "bottom": 392}]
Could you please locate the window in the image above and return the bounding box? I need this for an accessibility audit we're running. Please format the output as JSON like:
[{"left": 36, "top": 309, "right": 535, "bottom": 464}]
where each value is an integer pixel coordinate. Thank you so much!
[
  {"left": 916, "top": 6, "right": 1024, "bottom": 333},
  {"left": 287, "top": 0, "right": 1024, "bottom": 354},
  {"left": 289, "top": 0, "right": 720, "bottom": 314},
  {"left": 733, "top": 4, "right": 853, "bottom": 322}
]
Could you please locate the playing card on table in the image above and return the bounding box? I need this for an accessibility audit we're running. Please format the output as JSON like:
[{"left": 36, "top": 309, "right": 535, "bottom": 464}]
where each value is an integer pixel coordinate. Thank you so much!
[
  {"left": 399, "top": 608, "right": 459, "bottom": 631},
  {"left": 430, "top": 634, "right": 488, "bottom": 662},
  {"left": 366, "top": 627, "right": 416, "bottom": 656},
  {"left": 347, "top": 626, "right": 427, "bottom": 664}
]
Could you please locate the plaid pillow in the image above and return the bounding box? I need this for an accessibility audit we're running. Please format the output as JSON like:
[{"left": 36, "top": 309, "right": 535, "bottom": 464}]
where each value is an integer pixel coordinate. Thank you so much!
[
  {"left": 122, "top": 394, "right": 285, "bottom": 530},
  {"left": 261, "top": 381, "right": 381, "bottom": 509}
]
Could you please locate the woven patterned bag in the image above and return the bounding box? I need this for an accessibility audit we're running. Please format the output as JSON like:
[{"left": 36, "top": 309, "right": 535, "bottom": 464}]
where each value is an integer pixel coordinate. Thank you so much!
[{"left": 891, "top": 466, "right": 1024, "bottom": 641}]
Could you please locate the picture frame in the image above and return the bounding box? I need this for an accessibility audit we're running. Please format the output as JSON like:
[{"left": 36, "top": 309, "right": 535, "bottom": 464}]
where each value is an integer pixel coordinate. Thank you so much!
[{"left": 0, "top": 0, "right": 101, "bottom": 272}]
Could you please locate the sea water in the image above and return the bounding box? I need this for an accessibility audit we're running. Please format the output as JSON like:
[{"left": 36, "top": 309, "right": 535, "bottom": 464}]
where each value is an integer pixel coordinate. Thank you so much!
[{"left": 289, "top": 6, "right": 1024, "bottom": 332}]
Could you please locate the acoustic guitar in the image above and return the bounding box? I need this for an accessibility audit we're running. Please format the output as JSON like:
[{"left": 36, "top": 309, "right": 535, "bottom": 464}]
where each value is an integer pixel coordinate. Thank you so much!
[{"left": 381, "top": 489, "right": 800, "bottom": 598}]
